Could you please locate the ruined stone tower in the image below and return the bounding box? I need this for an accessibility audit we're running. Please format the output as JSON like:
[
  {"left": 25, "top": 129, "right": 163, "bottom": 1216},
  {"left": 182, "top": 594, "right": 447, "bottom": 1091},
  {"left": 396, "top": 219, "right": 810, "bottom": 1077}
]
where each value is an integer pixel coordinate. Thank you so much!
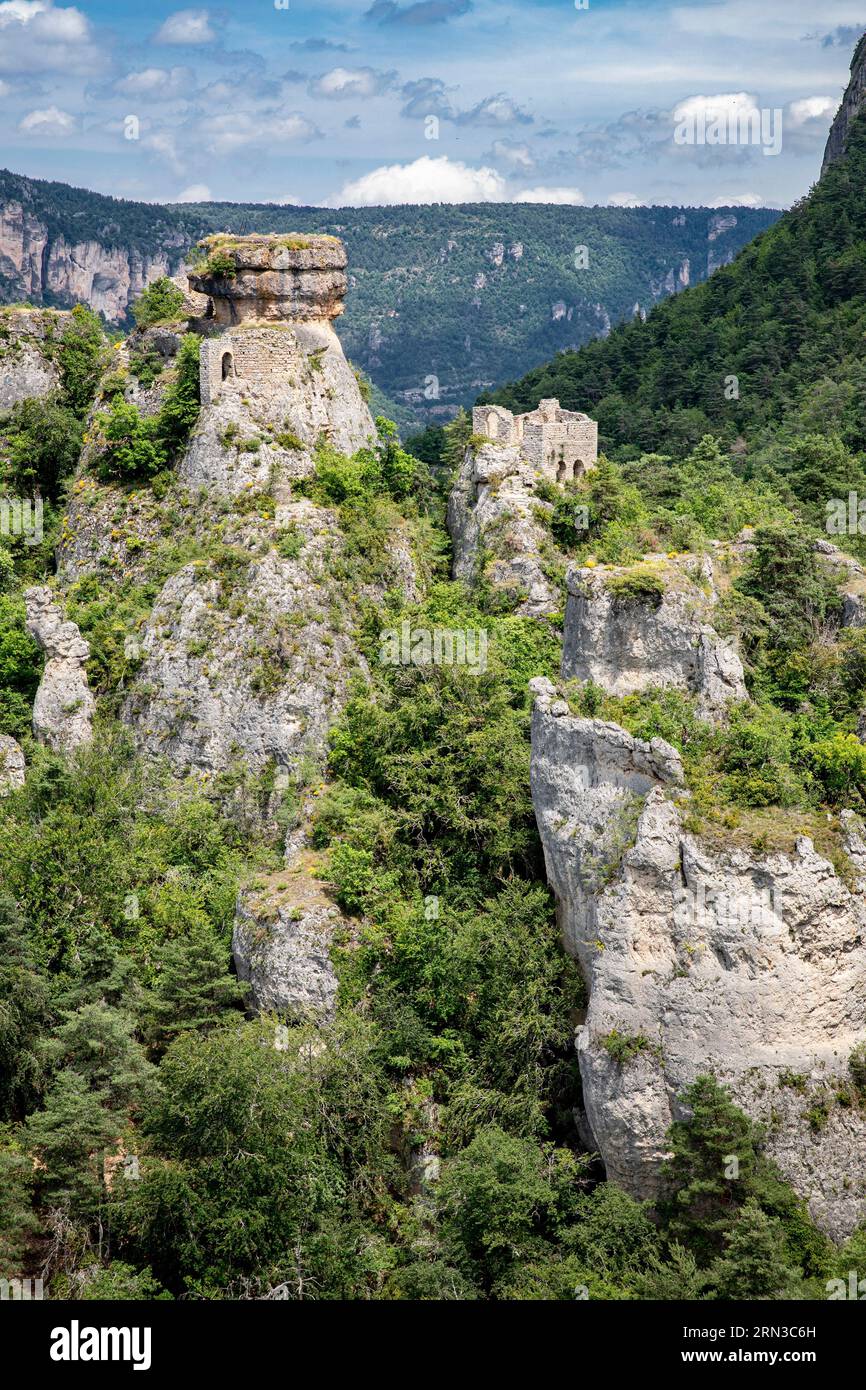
[
  {"left": 472, "top": 398, "right": 597, "bottom": 482},
  {"left": 185, "top": 233, "right": 374, "bottom": 459}
]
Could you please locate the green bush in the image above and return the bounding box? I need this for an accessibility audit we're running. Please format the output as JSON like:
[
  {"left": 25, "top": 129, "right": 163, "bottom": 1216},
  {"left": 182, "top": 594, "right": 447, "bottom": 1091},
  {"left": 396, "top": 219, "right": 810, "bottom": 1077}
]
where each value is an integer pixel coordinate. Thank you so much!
[{"left": 131, "top": 278, "right": 185, "bottom": 329}]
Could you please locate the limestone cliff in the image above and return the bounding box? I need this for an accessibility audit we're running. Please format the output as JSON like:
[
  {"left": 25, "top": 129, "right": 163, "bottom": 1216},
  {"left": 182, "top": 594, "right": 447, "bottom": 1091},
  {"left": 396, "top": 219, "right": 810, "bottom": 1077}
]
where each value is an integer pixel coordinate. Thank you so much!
[
  {"left": 0, "top": 200, "right": 181, "bottom": 323},
  {"left": 447, "top": 441, "right": 562, "bottom": 617},
  {"left": 24, "top": 586, "right": 95, "bottom": 755},
  {"left": 562, "top": 552, "right": 747, "bottom": 720},
  {"left": 530, "top": 678, "right": 866, "bottom": 1243},
  {"left": 58, "top": 234, "right": 403, "bottom": 816},
  {"left": 823, "top": 32, "right": 866, "bottom": 173}
]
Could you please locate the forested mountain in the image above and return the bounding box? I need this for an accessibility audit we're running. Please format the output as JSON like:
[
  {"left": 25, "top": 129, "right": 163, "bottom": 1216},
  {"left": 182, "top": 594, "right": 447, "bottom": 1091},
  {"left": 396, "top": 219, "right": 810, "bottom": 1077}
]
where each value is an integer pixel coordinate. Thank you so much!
[
  {"left": 0, "top": 168, "right": 777, "bottom": 428},
  {"left": 488, "top": 115, "right": 866, "bottom": 462}
]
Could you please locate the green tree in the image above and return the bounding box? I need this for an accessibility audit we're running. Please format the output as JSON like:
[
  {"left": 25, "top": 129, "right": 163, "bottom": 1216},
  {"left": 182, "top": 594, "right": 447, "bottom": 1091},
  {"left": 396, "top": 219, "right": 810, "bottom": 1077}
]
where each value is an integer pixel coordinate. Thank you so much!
[
  {"left": 58, "top": 305, "right": 106, "bottom": 417},
  {"left": 141, "top": 927, "right": 248, "bottom": 1055},
  {"left": 707, "top": 1202, "right": 802, "bottom": 1300}
]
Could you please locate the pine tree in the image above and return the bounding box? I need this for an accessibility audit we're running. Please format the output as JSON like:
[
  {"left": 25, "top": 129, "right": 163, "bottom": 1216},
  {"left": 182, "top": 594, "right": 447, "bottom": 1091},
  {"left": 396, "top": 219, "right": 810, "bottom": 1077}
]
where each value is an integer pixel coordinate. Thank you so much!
[
  {"left": 141, "top": 928, "right": 247, "bottom": 1055},
  {"left": 661, "top": 1074, "right": 763, "bottom": 1260},
  {"left": 708, "top": 1202, "right": 801, "bottom": 1300}
]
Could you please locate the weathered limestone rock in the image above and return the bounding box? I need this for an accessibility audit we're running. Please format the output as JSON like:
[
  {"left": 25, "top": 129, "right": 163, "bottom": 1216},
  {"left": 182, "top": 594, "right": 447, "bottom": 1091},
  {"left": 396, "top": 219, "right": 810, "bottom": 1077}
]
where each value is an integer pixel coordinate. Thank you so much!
[
  {"left": 822, "top": 32, "right": 866, "bottom": 173},
  {"left": 563, "top": 554, "right": 747, "bottom": 720},
  {"left": 188, "top": 234, "right": 348, "bottom": 326},
  {"left": 232, "top": 865, "right": 341, "bottom": 1021},
  {"left": 0, "top": 307, "right": 69, "bottom": 409},
  {"left": 24, "top": 587, "right": 95, "bottom": 754},
  {"left": 530, "top": 679, "right": 866, "bottom": 1242},
  {"left": 0, "top": 735, "right": 25, "bottom": 794},
  {"left": 121, "top": 504, "right": 365, "bottom": 782},
  {"left": 182, "top": 235, "right": 374, "bottom": 471},
  {"left": 447, "top": 442, "right": 562, "bottom": 617}
]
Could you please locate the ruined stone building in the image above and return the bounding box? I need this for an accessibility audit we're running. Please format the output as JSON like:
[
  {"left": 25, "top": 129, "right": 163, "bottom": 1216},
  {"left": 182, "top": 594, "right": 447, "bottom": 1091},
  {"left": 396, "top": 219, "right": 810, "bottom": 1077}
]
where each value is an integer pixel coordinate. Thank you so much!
[
  {"left": 183, "top": 232, "right": 374, "bottom": 460},
  {"left": 472, "top": 398, "right": 598, "bottom": 482}
]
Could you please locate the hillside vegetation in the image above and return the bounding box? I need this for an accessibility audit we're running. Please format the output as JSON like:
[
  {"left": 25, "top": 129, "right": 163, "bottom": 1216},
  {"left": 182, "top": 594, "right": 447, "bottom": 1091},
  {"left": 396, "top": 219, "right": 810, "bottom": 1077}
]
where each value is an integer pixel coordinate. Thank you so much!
[{"left": 490, "top": 118, "right": 866, "bottom": 464}]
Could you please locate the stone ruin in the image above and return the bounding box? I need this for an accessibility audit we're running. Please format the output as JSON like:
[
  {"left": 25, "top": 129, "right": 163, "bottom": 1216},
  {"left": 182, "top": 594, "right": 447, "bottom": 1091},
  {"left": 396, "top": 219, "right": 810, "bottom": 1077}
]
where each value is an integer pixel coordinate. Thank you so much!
[
  {"left": 472, "top": 398, "right": 598, "bottom": 482},
  {"left": 187, "top": 234, "right": 351, "bottom": 408}
]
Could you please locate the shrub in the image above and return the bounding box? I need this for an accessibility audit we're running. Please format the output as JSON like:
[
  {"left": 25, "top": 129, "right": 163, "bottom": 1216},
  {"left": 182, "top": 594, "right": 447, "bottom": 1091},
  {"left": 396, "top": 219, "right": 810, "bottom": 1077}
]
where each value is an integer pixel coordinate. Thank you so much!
[
  {"left": 604, "top": 566, "right": 665, "bottom": 605},
  {"left": 131, "top": 278, "right": 185, "bottom": 330}
]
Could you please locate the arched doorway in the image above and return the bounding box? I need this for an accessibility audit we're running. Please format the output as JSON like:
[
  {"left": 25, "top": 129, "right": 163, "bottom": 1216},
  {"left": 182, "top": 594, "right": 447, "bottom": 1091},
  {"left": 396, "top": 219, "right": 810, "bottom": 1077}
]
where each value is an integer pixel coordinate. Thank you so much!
[{"left": 221, "top": 351, "right": 234, "bottom": 380}]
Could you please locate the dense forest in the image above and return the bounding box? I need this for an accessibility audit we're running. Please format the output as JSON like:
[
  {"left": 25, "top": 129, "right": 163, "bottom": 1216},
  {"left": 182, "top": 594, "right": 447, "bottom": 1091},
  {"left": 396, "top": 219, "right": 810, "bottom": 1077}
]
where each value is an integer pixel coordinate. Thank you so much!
[{"left": 489, "top": 117, "right": 866, "bottom": 466}]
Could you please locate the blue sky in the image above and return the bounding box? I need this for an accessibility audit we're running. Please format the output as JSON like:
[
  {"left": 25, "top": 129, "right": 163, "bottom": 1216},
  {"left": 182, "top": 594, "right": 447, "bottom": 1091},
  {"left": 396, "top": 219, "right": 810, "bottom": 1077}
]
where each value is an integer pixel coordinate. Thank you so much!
[{"left": 0, "top": 0, "right": 862, "bottom": 208}]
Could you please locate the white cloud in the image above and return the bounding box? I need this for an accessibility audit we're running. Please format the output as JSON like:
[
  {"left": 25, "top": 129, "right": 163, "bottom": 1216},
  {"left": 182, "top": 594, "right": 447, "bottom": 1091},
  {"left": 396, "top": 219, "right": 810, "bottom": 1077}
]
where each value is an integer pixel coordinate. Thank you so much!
[
  {"left": 154, "top": 8, "right": 215, "bottom": 45},
  {"left": 204, "top": 111, "right": 319, "bottom": 155},
  {"left": 115, "top": 67, "right": 192, "bottom": 100},
  {"left": 457, "top": 93, "right": 533, "bottom": 127},
  {"left": 514, "top": 185, "right": 585, "bottom": 204},
  {"left": 673, "top": 91, "right": 760, "bottom": 125},
  {"left": 707, "top": 192, "right": 765, "bottom": 207},
  {"left": 17, "top": 104, "right": 75, "bottom": 135},
  {"left": 144, "top": 130, "right": 185, "bottom": 174},
  {"left": 309, "top": 67, "right": 395, "bottom": 99},
  {"left": 333, "top": 155, "right": 507, "bottom": 205},
  {"left": 787, "top": 95, "right": 836, "bottom": 125},
  {"left": 488, "top": 140, "right": 535, "bottom": 171},
  {"left": 0, "top": 0, "right": 99, "bottom": 73},
  {"left": 175, "top": 183, "right": 211, "bottom": 202},
  {"left": 607, "top": 191, "right": 645, "bottom": 207}
]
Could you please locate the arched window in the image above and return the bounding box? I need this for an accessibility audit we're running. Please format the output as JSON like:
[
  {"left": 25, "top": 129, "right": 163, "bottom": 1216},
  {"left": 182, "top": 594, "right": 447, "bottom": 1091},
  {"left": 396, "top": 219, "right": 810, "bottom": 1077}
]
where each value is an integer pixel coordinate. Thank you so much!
[{"left": 221, "top": 351, "right": 234, "bottom": 381}]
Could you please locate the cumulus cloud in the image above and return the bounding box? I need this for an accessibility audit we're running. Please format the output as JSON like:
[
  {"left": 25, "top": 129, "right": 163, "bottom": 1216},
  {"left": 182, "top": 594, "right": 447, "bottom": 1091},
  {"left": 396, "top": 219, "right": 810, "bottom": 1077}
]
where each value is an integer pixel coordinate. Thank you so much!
[
  {"left": 204, "top": 110, "right": 319, "bottom": 155},
  {"left": 332, "top": 154, "right": 506, "bottom": 205},
  {"left": 673, "top": 91, "right": 760, "bottom": 126},
  {"left": 365, "top": 0, "right": 471, "bottom": 26},
  {"left": 514, "top": 185, "right": 585, "bottom": 204},
  {"left": 309, "top": 66, "right": 396, "bottom": 99},
  {"left": 17, "top": 103, "right": 75, "bottom": 135},
  {"left": 175, "top": 183, "right": 211, "bottom": 202},
  {"left": 487, "top": 139, "right": 535, "bottom": 170},
  {"left": 0, "top": 0, "right": 100, "bottom": 74},
  {"left": 607, "top": 191, "right": 645, "bottom": 207},
  {"left": 707, "top": 192, "right": 766, "bottom": 208},
  {"left": 154, "top": 8, "right": 216, "bottom": 45},
  {"left": 457, "top": 92, "right": 533, "bottom": 127},
  {"left": 787, "top": 95, "right": 836, "bottom": 124},
  {"left": 114, "top": 67, "right": 193, "bottom": 100},
  {"left": 400, "top": 76, "right": 457, "bottom": 120}
]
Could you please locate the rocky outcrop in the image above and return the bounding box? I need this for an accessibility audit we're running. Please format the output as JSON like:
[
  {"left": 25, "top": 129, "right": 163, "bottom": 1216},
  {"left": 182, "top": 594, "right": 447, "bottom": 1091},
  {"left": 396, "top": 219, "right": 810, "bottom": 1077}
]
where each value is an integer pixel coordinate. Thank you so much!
[
  {"left": 232, "top": 862, "right": 341, "bottom": 1021},
  {"left": 530, "top": 677, "right": 866, "bottom": 1243},
  {"left": 24, "top": 587, "right": 95, "bottom": 755},
  {"left": 0, "top": 307, "right": 69, "bottom": 410},
  {"left": 823, "top": 32, "right": 866, "bottom": 173},
  {"left": 448, "top": 442, "right": 562, "bottom": 617},
  {"left": 120, "top": 500, "right": 372, "bottom": 786},
  {"left": 189, "top": 234, "right": 347, "bottom": 326},
  {"left": 563, "top": 554, "right": 748, "bottom": 720},
  {"left": 0, "top": 735, "right": 25, "bottom": 794}
]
